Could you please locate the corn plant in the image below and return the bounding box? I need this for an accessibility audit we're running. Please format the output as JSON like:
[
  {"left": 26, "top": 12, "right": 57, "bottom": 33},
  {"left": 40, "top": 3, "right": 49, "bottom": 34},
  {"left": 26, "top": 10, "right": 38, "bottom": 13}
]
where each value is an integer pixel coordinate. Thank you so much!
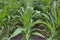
[
  {"left": 0, "top": 0, "right": 21, "bottom": 40},
  {"left": 34, "top": 0, "right": 60, "bottom": 40},
  {"left": 0, "top": 0, "right": 60, "bottom": 40},
  {"left": 8, "top": 0, "right": 55, "bottom": 40}
]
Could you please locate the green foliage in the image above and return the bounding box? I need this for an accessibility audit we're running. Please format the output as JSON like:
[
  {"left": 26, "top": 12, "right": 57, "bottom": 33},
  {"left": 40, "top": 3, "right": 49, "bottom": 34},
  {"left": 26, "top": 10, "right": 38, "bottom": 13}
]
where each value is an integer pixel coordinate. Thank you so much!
[{"left": 0, "top": 0, "right": 60, "bottom": 40}]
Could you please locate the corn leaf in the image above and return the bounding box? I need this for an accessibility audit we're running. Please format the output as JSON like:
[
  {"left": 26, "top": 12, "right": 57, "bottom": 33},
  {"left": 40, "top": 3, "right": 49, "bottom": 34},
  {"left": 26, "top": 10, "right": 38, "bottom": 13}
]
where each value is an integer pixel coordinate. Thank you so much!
[
  {"left": 9, "top": 27, "right": 25, "bottom": 39},
  {"left": 32, "top": 32, "right": 45, "bottom": 38}
]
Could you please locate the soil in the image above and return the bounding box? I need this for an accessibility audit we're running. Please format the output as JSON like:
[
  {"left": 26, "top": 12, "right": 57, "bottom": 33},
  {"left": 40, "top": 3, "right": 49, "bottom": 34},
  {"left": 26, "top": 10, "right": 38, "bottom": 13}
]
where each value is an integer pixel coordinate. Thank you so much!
[
  {"left": 11, "top": 34, "right": 48, "bottom": 40},
  {"left": 30, "top": 34, "right": 46, "bottom": 40},
  {"left": 11, "top": 35, "right": 45, "bottom": 40},
  {"left": 11, "top": 34, "right": 23, "bottom": 40}
]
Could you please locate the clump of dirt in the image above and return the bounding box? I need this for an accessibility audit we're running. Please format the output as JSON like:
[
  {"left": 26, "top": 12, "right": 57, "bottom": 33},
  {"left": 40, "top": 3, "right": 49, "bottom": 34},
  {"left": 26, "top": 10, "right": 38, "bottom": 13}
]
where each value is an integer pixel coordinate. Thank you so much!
[{"left": 30, "top": 35, "right": 46, "bottom": 40}]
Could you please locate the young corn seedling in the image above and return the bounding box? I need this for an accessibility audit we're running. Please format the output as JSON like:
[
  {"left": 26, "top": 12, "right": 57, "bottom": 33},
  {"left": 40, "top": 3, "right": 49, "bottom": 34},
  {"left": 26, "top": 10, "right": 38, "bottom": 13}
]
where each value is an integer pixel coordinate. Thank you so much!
[{"left": 9, "top": 0, "right": 55, "bottom": 40}]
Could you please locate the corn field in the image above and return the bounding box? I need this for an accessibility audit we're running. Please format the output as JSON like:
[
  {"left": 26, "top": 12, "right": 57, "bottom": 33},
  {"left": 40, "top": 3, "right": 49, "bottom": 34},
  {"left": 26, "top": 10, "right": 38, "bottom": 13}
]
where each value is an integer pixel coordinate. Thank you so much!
[{"left": 0, "top": 0, "right": 60, "bottom": 40}]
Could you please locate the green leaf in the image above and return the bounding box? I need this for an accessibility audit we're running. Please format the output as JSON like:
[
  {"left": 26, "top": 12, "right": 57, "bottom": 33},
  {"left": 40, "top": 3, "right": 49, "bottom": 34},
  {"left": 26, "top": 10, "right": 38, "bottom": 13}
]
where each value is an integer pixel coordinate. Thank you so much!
[
  {"left": 31, "top": 28, "right": 45, "bottom": 32},
  {"left": 32, "top": 32, "right": 45, "bottom": 38},
  {"left": 9, "top": 27, "right": 25, "bottom": 39},
  {"left": 41, "top": 13, "right": 50, "bottom": 20}
]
